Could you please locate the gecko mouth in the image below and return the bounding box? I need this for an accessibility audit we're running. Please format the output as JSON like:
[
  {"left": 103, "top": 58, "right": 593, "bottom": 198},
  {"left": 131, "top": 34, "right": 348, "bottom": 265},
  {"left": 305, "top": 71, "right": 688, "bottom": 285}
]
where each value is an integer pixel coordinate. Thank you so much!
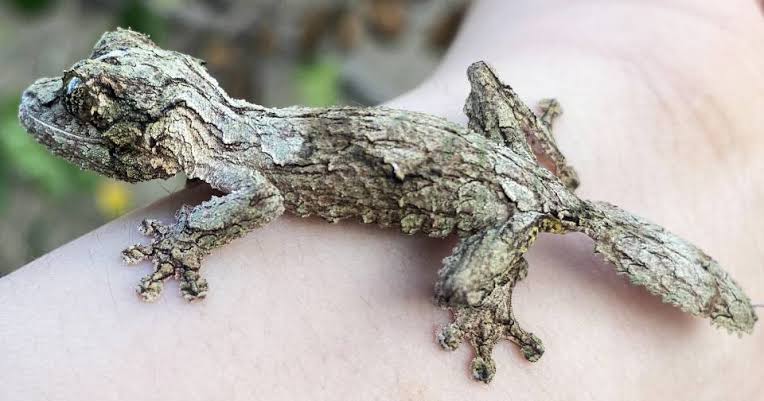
[
  {"left": 19, "top": 77, "right": 115, "bottom": 174},
  {"left": 19, "top": 77, "right": 105, "bottom": 142}
]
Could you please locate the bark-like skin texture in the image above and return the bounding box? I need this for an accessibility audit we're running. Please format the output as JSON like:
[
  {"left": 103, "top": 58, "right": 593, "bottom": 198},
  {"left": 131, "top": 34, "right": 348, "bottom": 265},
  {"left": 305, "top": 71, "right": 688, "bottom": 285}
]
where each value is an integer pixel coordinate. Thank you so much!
[{"left": 18, "top": 29, "right": 757, "bottom": 383}]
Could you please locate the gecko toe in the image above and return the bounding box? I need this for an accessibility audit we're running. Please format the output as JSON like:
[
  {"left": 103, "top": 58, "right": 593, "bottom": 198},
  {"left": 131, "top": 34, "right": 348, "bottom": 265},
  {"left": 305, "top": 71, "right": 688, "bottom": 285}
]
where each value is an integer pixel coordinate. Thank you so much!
[
  {"left": 518, "top": 332, "right": 544, "bottom": 362},
  {"left": 137, "top": 277, "right": 164, "bottom": 302},
  {"left": 470, "top": 355, "right": 496, "bottom": 384},
  {"left": 122, "top": 244, "right": 153, "bottom": 264},
  {"left": 136, "top": 262, "right": 174, "bottom": 301},
  {"left": 437, "top": 323, "right": 464, "bottom": 351},
  {"left": 139, "top": 219, "right": 169, "bottom": 236},
  {"left": 179, "top": 269, "right": 208, "bottom": 301}
]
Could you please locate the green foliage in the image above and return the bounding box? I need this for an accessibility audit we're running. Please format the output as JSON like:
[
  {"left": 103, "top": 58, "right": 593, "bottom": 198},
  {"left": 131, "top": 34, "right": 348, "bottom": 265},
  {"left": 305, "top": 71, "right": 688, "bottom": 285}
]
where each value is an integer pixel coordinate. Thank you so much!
[
  {"left": 118, "top": 0, "right": 166, "bottom": 44},
  {"left": 0, "top": 150, "right": 7, "bottom": 211},
  {"left": 295, "top": 58, "right": 341, "bottom": 107},
  {"left": 6, "top": 0, "right": 55, "bottom": 14},
  {"left": 0, "top": 98, "right": 99, "bottom": 203}
]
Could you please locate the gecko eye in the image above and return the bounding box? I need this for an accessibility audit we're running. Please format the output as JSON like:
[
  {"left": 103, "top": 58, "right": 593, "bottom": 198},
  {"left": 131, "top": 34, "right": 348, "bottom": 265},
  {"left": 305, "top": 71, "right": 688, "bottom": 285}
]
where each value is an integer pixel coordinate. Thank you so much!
[
  {"left": 64, "top": 76, "right": 99, "bottom": 122},
  {"left": 63, "top": 75, "right": 118, "bottom": 129},
  {"left": 65, "top": 76, "right": 82, "bottom": 96}
]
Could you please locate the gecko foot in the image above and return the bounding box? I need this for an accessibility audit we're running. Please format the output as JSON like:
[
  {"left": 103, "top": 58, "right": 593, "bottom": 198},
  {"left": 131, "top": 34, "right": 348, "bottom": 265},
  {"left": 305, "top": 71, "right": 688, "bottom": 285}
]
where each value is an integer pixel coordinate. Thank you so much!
[
  {"left": 122, "top": 213, "right": 210, "bottom": 302},
  {"left": 436, "top": 259, "right": 544, "bottom": 383}
]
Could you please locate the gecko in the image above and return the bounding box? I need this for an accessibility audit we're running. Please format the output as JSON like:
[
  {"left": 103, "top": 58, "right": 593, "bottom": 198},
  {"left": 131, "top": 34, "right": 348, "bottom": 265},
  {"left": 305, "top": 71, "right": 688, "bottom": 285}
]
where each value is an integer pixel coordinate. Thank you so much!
[{"left": 18, "top": 29, "right": 757, "bottom": 383}]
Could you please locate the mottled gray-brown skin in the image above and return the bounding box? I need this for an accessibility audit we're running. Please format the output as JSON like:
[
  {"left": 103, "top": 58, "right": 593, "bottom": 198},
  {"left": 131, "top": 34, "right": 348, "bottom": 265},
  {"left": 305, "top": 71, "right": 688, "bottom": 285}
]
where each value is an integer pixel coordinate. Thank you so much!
[{"left": 18, "top": 29, "right": 757, "bottom": 383}]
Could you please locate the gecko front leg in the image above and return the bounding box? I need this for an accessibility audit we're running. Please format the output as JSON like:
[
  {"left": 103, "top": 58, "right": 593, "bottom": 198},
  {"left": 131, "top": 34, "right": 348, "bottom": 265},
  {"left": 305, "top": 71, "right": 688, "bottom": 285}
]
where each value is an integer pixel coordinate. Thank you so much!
[{"left": 122, "top": 168, "right": 285, "bottom": 301}]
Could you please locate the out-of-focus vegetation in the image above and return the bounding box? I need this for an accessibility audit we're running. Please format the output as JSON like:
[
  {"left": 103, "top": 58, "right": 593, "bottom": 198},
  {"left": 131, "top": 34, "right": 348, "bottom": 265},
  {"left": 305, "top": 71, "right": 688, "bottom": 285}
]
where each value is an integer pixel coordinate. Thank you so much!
[
  {"left": 0, "top": 98, "right": 99, "bottom": 198},
  {"left": 0, "top": 0, "right": 468, "bottom": 274},
  {"left": 296, "top": 58, "right": 341, "bottom": 107},
  {"left": 118, "top": 0, "right": 166, "bottom": 43},
  {"left": 7, "top": 0, "right": 54, "bottom": 14}
]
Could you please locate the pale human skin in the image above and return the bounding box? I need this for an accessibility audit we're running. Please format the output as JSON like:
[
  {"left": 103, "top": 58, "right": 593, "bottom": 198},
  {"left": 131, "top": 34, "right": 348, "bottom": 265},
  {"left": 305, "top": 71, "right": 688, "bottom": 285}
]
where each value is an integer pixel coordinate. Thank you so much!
[{"left": 1, "top": 0, "right": 763, "bottom": 399}]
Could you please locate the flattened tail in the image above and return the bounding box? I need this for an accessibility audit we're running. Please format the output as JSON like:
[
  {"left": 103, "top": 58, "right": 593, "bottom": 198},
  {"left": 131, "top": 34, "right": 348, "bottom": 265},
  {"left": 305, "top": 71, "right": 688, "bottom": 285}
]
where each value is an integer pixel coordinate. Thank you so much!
[{"left": 575, "top": 200, "right": 757, "bottom": 334}]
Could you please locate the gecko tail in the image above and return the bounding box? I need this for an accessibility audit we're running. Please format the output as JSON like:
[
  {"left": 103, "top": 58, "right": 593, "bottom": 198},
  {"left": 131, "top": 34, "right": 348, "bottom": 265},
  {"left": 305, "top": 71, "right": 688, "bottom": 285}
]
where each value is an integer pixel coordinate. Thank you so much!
[{"left": 576, "top": 200, "right": 757, "bottom": 334}]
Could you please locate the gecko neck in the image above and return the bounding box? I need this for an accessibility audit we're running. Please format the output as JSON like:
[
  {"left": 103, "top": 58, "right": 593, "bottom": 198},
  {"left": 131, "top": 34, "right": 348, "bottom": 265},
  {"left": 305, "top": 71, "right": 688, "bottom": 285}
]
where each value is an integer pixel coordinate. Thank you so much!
[{"left": 163, "top": 94, "right": 329, "bottom": 174}]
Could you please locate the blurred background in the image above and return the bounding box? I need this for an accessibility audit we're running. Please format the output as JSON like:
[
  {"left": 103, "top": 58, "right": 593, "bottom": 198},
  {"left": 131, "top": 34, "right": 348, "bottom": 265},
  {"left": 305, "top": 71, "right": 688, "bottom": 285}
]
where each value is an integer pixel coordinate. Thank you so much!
[{"left": 0, "top": 0, "right": 471, "bottom": 275}]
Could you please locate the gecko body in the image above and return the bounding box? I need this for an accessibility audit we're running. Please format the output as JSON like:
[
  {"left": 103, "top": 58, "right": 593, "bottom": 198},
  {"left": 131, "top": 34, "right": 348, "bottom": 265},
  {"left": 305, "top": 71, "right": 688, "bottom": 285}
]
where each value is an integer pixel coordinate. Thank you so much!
[{"left": 19, "top": 29, "right": 756, "bottom": 383}]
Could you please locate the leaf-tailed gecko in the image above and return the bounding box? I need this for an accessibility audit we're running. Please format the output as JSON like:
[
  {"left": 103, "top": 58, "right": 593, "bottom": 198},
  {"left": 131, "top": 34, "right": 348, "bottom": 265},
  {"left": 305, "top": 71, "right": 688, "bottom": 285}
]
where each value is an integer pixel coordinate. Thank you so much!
[{"left": 18, "top": 29, "right": 757, "bottom": 383}]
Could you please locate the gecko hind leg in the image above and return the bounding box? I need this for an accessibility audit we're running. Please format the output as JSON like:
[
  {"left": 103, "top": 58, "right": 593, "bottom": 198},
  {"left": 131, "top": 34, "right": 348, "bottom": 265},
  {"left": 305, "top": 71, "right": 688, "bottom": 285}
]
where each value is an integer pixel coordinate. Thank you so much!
[
  {"left": 438, "top": 257, "right": 544, "bottom": 383},
  {"left": 464, "top": 62, "right": 580, "bottom": 190},
  {"left": 434, "top": 212, "right": 545, "bottom": 383},
  {"left": 530, "top": 97, "right": 579, "bottom": 190}
]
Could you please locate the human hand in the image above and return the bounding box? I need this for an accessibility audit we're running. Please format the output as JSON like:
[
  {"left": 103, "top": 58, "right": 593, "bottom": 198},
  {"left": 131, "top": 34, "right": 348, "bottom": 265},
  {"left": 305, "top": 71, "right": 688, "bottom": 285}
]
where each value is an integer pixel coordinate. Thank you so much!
[{"left": 2, "top": 1, "right": 762, "bottom": 400}]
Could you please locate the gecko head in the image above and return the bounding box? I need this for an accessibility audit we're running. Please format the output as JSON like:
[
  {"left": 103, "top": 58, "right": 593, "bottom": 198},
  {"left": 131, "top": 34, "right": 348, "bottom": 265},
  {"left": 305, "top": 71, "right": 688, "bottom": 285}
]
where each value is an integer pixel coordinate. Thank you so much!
[{"left": 17, "top": 29, "right": 195, "bottom": 182}]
